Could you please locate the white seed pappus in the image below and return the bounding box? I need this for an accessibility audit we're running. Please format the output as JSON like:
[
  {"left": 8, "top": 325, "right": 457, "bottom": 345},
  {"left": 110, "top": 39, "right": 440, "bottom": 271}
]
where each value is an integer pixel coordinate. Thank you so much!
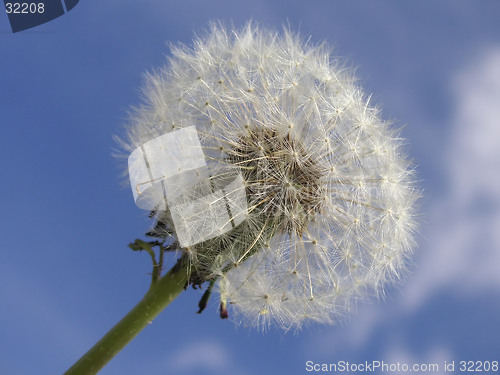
[{"left": 121, "top": 22, "right": 420, "bottom": 331}]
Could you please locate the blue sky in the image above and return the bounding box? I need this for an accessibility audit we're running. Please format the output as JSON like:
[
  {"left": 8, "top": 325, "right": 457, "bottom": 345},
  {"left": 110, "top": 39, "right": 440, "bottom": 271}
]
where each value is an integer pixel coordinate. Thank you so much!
[{"left": 1, "top": 1, "right": 500, "bottom": 374}]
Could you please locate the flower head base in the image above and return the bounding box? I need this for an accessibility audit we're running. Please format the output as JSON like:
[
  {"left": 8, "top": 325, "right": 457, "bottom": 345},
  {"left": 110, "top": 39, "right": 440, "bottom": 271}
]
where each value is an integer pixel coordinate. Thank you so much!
[
  {"left": 226, "top": 128, "right": 325, "bottom": 236},
  {"left": 121, "top": 22, "right": 419, "bottom": 331}
]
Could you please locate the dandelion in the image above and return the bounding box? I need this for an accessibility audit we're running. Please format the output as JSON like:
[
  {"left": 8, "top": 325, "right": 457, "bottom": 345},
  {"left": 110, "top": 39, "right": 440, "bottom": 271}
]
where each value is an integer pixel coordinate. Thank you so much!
[
  {"left": 65, "top": 21, "right": 420, "bottom": 375},
  {"left": 121, "top": 21, "right": 419, "bottom": 331}
]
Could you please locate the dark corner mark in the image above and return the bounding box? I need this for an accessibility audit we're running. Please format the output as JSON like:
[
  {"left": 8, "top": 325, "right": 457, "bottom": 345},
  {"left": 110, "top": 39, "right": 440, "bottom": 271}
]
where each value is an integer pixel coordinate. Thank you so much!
[{"left": 3, "top": 0, "right": 80, "bottom": 33}]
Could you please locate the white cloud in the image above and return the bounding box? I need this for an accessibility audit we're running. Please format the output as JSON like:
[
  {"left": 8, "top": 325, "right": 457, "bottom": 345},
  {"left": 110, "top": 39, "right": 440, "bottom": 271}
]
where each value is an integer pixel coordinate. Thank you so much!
[
  {"left": 448, "top": 46, "right": 500, "bottom": 201},
  {"left": 404, "top": 46, "right": 500, "bottom": 310},
  {"left": 162, "top": 339, "right": 247, "bottom": 375}
]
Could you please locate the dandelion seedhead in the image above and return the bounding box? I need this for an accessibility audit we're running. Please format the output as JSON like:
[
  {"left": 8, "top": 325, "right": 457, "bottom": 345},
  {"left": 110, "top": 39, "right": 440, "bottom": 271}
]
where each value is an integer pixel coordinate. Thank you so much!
[{"left": 120, "top": 21, "right": 419, "bottom": 331}]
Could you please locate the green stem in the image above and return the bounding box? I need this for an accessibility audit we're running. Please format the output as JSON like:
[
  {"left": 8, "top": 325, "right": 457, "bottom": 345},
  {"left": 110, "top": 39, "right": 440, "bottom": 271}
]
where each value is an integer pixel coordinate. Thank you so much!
[{"left": 64, "top": 261, "right": 190, "bottom": 375}]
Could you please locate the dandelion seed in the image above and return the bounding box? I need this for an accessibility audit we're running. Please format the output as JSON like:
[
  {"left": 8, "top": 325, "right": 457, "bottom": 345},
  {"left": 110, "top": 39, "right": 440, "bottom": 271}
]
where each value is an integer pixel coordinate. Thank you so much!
[{"left": 120, "top": 21, "right": 419, "bottom": 331}]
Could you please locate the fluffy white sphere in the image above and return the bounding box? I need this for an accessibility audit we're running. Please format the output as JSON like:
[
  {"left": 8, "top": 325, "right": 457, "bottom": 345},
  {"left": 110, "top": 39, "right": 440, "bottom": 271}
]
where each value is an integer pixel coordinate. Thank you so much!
[{"left": 122, "top": 21, "right": 419, "bottom": 331}]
